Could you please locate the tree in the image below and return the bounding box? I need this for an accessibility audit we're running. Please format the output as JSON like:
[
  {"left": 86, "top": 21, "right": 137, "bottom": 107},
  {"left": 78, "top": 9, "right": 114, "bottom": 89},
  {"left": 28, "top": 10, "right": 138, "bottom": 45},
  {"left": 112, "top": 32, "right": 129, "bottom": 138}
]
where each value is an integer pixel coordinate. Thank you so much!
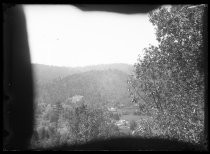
[
  {"left": 128, "top": 5, "right": 205, "bottom": 143},
  {"left": 53, "top": 101, "right": 63, "bottom": 129},
  {"left": 66, "top": 100, "right": 120, "bottom": 144}
]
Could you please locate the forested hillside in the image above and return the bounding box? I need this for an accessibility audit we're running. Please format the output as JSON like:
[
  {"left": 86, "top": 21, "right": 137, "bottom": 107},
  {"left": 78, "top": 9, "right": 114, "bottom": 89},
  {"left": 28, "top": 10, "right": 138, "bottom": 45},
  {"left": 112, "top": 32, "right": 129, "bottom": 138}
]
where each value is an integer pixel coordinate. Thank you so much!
[
  {"left": 32, "top": 63, "right": 133, "bottom": 86},
  {"left": 32, "top": 64, "right": 79, "bottom": 85},
  {"left": 35, "top": 69, "right": 131, "bottom": 108}
]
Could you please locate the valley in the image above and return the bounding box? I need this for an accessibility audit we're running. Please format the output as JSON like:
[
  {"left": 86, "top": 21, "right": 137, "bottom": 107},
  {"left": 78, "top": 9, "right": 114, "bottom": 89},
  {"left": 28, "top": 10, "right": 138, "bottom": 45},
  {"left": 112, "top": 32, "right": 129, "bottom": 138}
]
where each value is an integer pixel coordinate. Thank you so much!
[{"left": 32, "top": 63, "right": 150, "bottom": 145}]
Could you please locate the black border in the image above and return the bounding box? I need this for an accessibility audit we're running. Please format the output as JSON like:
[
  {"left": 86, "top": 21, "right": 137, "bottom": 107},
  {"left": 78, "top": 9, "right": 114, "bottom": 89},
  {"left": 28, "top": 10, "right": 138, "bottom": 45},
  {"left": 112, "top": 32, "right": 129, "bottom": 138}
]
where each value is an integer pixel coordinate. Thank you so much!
[{"left": 2, "top": 2, "right": 209, "bottom": 151}]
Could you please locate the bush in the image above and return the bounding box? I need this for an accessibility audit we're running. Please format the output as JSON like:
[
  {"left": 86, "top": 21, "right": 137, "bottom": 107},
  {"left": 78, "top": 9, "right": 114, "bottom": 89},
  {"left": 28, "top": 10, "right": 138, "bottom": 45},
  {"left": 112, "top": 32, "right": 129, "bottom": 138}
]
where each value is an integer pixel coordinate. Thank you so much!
[
  {"left": 32, "top": 100, "right": 122, "bottom": 148},
  {"left": 67, "top": 102, "right": 120, "bottom": 143}
]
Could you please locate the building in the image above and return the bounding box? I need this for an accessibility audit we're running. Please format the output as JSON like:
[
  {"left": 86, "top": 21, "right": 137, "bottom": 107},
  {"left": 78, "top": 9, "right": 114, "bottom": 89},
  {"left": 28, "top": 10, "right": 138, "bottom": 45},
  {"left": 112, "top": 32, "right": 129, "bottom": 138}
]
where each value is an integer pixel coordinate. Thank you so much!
[{"left": 108, "top": 107, "right": 117, "bottom": 112}]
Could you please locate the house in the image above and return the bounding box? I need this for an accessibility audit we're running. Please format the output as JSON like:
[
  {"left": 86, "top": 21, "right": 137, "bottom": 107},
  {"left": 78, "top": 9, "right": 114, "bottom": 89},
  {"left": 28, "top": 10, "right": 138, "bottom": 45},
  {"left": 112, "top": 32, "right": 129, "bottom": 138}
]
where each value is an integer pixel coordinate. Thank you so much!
[
  {"left": 65, "top": 95, "right": 84, "bottom": 104},
  {"left": 71, "top": 95, "right": 84, "bottom": 103},
  {"left": 119, "top": 104, "right": 125, "bottom": 107},
  {"left": 115, "top": 120, "right": 129, "bottom": 127},
  {"left": 108, "top": 107, "right": 117, "bottom": 112}
]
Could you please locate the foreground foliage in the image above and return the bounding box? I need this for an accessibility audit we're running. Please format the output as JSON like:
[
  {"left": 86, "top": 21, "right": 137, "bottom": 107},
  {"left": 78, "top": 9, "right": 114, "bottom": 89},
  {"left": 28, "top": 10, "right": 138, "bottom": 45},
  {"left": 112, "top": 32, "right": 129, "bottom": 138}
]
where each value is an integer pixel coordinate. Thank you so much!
[
  {"left": 128, "top": 5, "right": 205, "bottom": 144},
  {"left": 31, "top": 100, "right": 120, "bottom": 149}
]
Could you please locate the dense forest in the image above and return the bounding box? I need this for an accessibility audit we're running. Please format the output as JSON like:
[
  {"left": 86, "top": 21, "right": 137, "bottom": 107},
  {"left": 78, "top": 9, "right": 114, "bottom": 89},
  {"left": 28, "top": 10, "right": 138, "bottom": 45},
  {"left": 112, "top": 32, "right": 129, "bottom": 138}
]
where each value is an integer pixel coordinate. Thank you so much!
[
  {"left": 34, "top": 69, "right": 131, "bottom": 107},
  {"left": 31, "top": 5, "right": 206, "bottom": 149}
]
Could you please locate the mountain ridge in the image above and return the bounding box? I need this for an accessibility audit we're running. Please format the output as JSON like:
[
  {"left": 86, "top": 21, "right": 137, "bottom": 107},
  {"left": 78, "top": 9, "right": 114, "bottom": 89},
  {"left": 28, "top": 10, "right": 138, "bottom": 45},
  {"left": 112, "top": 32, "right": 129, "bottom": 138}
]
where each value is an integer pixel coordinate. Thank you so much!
[
  {"left": 36, "top": 69, "right": 131, "bottom": 107},
  {"left": 32, "top": 63, "right": 134, "bottom": 86}
]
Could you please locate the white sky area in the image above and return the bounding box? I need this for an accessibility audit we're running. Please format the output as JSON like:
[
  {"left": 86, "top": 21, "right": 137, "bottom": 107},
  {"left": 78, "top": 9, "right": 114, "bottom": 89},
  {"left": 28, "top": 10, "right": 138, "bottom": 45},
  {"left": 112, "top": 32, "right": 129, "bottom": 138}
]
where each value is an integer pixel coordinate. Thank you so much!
[{"left": 24, "top": 5, "right": 158, "bottom": 67}]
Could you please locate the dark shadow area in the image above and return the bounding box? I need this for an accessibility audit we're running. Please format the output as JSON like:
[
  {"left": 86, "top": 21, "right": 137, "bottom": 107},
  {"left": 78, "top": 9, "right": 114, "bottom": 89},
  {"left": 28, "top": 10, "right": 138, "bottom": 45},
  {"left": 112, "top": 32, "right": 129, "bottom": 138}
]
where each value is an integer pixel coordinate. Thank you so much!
[
  {"left": 3, "top": 4, "right": 208, "bottom": 151},
  {"left": 74, "top": 4, "right": 161, "bottom": 14},
  {"left": 3, "top": 4, "right": 34, "bottom": 150},
  {"left": 41, "top": 137, "right": 205, "bottom": 151},
  {"left": 202, "top": 5, "right": 208, "bottom": 151}
]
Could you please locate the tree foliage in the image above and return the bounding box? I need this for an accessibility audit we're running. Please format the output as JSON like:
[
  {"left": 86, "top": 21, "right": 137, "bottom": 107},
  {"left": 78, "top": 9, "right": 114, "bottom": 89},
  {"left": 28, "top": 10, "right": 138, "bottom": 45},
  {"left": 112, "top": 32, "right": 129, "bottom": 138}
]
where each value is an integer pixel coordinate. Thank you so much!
[
  {"left": 31, "top": 98, "right": 120, "bottom": 148},
  {"left": 128, "top": 5, "right": 205, "bottom": 143}
]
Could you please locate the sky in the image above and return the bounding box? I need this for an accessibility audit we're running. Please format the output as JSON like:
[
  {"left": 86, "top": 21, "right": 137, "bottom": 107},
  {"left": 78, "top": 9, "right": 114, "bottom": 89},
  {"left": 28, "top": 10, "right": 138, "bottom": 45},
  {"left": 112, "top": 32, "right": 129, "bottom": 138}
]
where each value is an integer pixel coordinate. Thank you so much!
[{"left": 24, "top": 5, "right": 158, "bottom": 67}]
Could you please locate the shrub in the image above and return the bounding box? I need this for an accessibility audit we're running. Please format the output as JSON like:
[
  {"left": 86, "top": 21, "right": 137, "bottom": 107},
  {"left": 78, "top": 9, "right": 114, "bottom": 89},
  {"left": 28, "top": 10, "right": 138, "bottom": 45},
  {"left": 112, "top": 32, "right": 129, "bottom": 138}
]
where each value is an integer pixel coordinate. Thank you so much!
[
  {"left": 67, "top": 102, "right": 120, "bottom": 143},
  {"left": 32, "top": 100, "right": 121, "bottom": 148}
]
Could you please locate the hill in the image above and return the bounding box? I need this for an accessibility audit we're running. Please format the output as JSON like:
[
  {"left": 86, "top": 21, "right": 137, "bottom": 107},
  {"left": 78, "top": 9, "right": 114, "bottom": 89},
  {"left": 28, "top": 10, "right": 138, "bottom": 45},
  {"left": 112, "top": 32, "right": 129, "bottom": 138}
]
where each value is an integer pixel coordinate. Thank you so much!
[
  {"left": 32, "top": 64, "right": 80, "bottom": 86},
  {"left": 32, "top": 63, "right": 134, "bottom": 86},
  {"left": 36, "top": 69, "right": 131, "bottom": 107}
]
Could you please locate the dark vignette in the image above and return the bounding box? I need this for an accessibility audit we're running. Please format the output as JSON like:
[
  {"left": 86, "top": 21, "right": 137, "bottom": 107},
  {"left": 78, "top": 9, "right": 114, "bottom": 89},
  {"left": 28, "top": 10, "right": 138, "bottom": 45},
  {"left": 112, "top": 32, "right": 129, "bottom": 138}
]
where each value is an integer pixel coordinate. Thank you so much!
[{"left": 3, "top": 4, "right": 208, "bottom": 151}]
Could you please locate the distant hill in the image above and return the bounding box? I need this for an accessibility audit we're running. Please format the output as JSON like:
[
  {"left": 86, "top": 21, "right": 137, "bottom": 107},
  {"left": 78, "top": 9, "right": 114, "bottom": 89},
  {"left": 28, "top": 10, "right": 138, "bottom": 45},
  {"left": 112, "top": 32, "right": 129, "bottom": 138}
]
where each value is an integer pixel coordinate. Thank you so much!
[
  {"left": 32, "top": 63, "right": 134, "bottom": 86},
  {"left": 74, "top": 63, "right": 134, "bottom": 74},
  {"left": 36, "top": 69, "right": 131, "bottom": 107},
  {"left": 32, "top": 64, "right": 80, "bottom": 86}
]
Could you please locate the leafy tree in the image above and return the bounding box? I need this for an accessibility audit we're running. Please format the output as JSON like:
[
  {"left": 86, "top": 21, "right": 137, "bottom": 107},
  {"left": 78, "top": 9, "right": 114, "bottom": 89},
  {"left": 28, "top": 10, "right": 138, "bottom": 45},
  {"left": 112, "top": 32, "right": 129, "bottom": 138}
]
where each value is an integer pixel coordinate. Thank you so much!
[
  {"left": 128, "top": 5, "right": 205, "bottom": 143},
  {"left": 53, "top": 101, "right": 63, "bottom": 129},
  {"left": 66, "top": 101, "right": 120, "bottom": 144}
]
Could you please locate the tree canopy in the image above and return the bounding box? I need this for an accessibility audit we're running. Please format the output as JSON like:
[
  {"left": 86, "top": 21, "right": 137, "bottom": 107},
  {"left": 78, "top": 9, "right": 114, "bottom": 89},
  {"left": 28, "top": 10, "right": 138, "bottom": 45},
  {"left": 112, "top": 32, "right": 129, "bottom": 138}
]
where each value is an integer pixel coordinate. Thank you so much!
[{"left": 128, "top": 4, "right": 206, "bottom": 144}]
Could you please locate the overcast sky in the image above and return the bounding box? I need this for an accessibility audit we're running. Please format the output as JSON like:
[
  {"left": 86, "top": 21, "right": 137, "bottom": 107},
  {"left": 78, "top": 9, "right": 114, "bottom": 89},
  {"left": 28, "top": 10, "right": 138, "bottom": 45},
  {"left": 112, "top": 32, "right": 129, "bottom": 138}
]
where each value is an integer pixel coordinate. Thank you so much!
[{"left": 24, "top": 5, "right": 158, "bottom": 67}]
